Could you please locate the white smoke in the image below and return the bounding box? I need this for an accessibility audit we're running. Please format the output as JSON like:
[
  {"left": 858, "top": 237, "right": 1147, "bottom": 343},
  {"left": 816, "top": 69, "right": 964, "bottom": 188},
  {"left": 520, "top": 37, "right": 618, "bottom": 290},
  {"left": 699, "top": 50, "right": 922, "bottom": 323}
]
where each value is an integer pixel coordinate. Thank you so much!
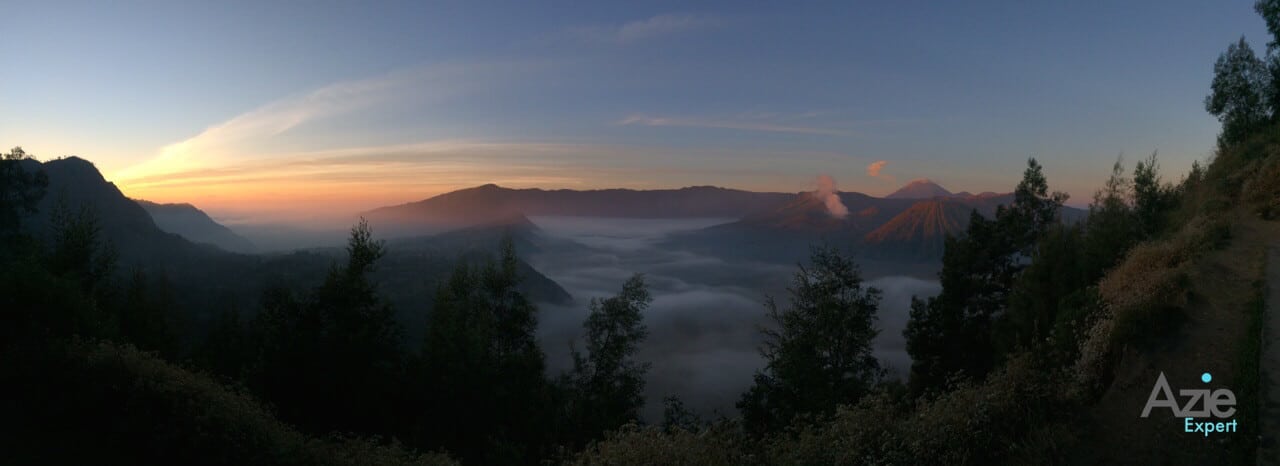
[{"left": 815, "top": 175, "right": 849, "bottom": 218}]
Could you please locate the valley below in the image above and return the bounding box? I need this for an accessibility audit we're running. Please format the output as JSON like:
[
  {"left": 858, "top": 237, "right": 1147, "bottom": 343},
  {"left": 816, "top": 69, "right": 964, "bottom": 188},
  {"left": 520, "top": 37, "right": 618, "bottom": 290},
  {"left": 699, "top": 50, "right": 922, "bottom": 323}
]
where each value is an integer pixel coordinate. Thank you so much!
[{"left": 524, "top": 216, "right": 941, "bottom": 420}]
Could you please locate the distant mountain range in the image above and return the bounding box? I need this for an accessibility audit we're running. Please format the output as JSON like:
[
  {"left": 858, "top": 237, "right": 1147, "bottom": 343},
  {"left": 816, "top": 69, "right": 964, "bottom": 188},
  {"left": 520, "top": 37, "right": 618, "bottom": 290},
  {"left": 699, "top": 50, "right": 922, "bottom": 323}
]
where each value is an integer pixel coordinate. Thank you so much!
[
  {"left": 363, "top": 184, "right": 795, "bottom": 235},
  {"left": 135, "top": 200, "right": 257, "bottom": 253},
  {"left": 16, "top": 156, "right": 1083, "bottom": 316},
  {"left": 661, "top": 190, "right": 1015, "bottom": 263},
  {"left": 364, "top": 180, "right": 1083, "bottom": 263}
]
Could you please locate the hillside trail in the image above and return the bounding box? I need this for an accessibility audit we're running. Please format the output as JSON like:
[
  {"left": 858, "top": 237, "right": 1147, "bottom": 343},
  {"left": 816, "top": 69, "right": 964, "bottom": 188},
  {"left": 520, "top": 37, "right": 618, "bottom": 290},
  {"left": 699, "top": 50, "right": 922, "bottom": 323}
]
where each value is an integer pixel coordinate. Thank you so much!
[
  {"left": 1260, "top": 239, "right": 1280, "bottom": 465},
  {"left": 1084, "top": 215, "right": 1278, "bottom": 464}
]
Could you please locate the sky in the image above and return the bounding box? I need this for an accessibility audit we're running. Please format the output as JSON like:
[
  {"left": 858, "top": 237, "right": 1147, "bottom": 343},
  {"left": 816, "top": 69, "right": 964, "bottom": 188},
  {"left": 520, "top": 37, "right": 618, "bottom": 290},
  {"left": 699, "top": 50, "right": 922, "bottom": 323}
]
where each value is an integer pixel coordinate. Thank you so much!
[{"left": 1, "top": 1, "right": 1271, "bottom": 221}]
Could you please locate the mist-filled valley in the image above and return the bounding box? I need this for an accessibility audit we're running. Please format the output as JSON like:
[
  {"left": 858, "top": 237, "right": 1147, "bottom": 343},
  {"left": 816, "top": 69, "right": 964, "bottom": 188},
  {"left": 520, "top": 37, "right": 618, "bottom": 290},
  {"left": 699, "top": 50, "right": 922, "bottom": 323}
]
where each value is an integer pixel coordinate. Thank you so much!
[
  {"left": 524, "top": 216, "right": 940, "bottom": 419},
  {"left": 148, "top": 205, "right": 946, "bottom": 421}
]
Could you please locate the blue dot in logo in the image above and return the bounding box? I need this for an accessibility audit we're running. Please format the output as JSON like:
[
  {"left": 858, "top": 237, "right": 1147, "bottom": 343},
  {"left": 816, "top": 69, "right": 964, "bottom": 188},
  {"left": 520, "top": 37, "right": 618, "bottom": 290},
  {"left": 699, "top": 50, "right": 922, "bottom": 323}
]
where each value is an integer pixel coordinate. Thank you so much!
[{"left": 1201, "top": 372, "right": 1212, "bottom": 383}]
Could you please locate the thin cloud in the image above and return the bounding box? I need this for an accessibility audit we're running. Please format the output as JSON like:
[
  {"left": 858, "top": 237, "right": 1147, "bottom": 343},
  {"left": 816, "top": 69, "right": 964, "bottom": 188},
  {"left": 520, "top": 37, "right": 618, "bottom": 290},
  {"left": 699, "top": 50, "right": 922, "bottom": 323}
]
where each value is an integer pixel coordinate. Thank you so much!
[
  {"left": 618, "top": 114, "right": 846, "bottom": 135},
  {"left": 113, "top": 139, "right": 812, "bottom": 219},
  {"left": 866, "top": 160, "right": 896, "bottom": 183},
  {"left": 115, "top": 62, "right": 539, "bottom": 182},
  {"left": 570, "top": 14, "right": 721, "bottom": 44},
  {"left": 867, "top": 160, "right": 887, "bottom": 177}
]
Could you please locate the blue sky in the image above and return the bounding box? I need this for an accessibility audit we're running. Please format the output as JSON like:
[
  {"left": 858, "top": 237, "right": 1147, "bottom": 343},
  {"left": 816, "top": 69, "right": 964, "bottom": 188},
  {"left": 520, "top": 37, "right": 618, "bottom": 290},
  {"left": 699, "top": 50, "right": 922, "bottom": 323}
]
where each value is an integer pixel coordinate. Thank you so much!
[{"left": 0, "top": 0, "right": 1269, "bottom": 218}]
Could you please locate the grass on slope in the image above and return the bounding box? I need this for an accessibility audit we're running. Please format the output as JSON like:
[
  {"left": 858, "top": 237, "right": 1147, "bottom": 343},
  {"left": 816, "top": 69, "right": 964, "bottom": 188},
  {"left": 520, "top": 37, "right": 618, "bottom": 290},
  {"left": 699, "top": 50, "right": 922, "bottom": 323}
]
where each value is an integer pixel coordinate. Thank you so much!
[{"left": 0, "top": 337, "right": 456, "bottom": 466}]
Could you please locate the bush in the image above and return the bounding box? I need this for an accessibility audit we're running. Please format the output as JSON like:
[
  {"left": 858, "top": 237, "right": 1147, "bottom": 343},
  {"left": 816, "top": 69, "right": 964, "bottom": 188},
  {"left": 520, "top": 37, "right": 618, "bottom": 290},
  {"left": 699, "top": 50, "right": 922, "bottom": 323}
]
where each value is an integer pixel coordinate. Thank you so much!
[
  {"left": 570, "top": 422, "right": 756, "bottom": 465},
  {"left": 1241, "top": 156, "right": 1280, "bottom": 218},
  {"left": 1096, "top": 214, "right": 1232, "bottom": 344},
  {"left": 768, "top": 354, "right": 1069, "bottom": 465},
  {"left": 0, "top": 338, "right": 455, "bottom": 466}
]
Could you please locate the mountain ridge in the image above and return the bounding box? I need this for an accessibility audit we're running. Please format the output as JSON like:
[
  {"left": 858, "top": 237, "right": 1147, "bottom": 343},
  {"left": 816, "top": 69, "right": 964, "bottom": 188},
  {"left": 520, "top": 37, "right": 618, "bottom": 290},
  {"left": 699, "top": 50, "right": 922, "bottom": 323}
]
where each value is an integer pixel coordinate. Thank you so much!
[
  {"left": 362, "top": 184, "right": 797, "bottom": 236},
  {"left": 136, "top": 200, "right": 257, "bottom": 253}
]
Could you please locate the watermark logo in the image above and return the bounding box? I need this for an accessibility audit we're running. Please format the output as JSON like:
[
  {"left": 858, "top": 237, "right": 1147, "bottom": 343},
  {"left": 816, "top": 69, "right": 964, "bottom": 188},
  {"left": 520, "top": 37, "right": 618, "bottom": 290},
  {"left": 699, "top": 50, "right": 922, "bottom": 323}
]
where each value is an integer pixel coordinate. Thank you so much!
[{"left": 1140, "top": 371, "right": 1238, "bottom": 436}]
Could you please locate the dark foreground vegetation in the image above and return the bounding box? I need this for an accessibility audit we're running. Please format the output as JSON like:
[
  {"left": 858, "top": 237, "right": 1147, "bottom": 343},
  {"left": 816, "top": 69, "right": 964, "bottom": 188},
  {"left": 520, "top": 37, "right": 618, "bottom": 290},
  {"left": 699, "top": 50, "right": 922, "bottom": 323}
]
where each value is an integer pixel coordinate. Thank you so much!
[{"left": 4, "top": 3, "right": 1280, "bottom": 465}]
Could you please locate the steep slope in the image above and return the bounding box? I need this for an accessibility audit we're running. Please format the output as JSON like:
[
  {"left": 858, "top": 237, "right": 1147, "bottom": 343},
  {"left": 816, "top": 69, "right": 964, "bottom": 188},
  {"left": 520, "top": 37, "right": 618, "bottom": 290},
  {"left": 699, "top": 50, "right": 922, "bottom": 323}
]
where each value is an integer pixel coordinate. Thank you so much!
[
  {"left": 1077, "top": 214, "right": 1276, "bottom": 464},
  {"left": 885, "top": 178, "right": 953, "bottom": 199},
  {"left": 20, "top": 157, "right": 221, "bottom": 264},
  {"left": 136, "top": 200, "right": 256, "bottom": 253},
  {"left": 861, "top": 198, "right": 975, "bottom": 258}
]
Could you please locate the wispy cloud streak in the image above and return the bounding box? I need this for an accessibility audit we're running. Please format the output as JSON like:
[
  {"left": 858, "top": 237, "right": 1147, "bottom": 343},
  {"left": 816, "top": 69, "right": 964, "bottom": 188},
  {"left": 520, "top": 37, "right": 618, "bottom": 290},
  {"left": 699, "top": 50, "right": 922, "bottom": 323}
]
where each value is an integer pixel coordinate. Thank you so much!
[
  {"left": 618, "top": 114, "right": 846, "bottom": 135},
  {"left": 115, "top": 62, "right": 534, "bottom": 182},
  {"left": 569, "top": 14, "right": 721, "bottom": 44}
]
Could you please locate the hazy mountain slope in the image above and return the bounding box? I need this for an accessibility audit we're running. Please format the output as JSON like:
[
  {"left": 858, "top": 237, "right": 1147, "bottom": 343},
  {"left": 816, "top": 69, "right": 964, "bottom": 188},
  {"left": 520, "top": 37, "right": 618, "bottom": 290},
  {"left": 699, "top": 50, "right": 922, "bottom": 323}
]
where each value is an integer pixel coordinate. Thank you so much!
[
  {"left": 862, "top": 198, "right": 980, "bottom": 258},
  {"left": 136, "top": 200, "right": 256, "bottom": 253},
  {"left": 19, "top": 157, "right": 221, "bottom": 265},
  {"left": 363, "top": 184, "right": 795, "bottom": 235}
]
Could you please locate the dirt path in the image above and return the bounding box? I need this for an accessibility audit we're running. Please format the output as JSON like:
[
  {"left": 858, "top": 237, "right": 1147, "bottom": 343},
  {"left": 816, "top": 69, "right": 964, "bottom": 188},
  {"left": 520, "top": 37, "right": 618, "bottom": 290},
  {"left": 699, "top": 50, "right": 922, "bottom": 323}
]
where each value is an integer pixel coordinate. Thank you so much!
[
  {"left": 1081, "top": 216, "right": 1277, "bottom": 464},
  {"left": 1260, "top": 244, "right": 1280, "bottom": 465}
]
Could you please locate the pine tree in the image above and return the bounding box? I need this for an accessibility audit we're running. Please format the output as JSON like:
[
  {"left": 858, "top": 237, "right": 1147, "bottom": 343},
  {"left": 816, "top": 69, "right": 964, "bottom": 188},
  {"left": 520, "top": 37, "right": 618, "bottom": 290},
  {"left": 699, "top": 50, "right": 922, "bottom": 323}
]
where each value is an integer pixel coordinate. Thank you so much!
[
  {"left": 418, "top": 236, "right": 551, "bottom": 464},
  {"left": 904, "top": 158, "right": 1066, "bottom": 394},
  {"left": 249, "top": 218, "right": 404, "bottom": 435},
  {"left": 738, "top": 245, "right": 882, "bottom": 436}
]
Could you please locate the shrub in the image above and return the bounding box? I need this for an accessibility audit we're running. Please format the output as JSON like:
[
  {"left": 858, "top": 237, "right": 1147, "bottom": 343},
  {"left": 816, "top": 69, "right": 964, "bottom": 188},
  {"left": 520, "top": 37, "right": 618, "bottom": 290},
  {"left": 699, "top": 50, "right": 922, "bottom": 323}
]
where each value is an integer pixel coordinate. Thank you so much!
[
  {"left": 570, "top": 422, "right": 756, "bottom": 465},
  {"left": 1096, "top": 214, "right": 1232, "bottom": 345},
  {"left": 1241, "top": 156, "right": 1280, "bottom": 218},
  {"left": 768, "top": 354, "right": 1069, "bottom": 465},
  {"left": 0, "top": 338, "right": 455, "bottom": 466}
]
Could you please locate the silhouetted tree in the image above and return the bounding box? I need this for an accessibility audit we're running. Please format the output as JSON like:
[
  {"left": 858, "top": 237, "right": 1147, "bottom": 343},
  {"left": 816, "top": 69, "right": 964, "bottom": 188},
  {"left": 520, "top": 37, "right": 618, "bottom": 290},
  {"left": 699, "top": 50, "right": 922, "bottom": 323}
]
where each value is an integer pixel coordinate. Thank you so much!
[
  {"left": 1003, "top": 158, "right": 1071, "bottom": 253},
  {"left": 249, "top": 218, "right": 404, "bottom": 435},
  {"left": 904, "top": 158, "right": 1066, "bottom": 394},
  {"left": 1081, "top": 157, "right": 1139, "bottom": 281},
  {"left": 661, "top": 396, "right": 701, "bottom": 433},
  {"left": 194, "top": 306, "right": 249, "bottom": 380},
  {"left": 0, "top": 146, "right": 49, "bottom": 234},
  {"left": 904, "top": 213, "right": 1012, "bottom": 394},
  {"left": 1206, "top": 37, "right": 1269, "bottom": 147},
  {"left": 563, "top": 273, "right": 651, "bottom": 446},
  {"left": 47, "top": 198, "right": 118, "bottom": 305},
  {"left": 738, "top": 245, "right": 882, "bottom": 436},
  {"left": 996, "top": 223, "right": 1088, "bottom": 356},
  {"left": 1132, "top": 152, "right": 1176, "bottom": 238},
  {"left": 419, "top": 236, "right": 551, "bottom": 464},
  {"left": 1253, "top": 0, "right": 1280, "bottom": 116},
  {"left": 118, "top": 268, "right": 178, "bottom": 356}
]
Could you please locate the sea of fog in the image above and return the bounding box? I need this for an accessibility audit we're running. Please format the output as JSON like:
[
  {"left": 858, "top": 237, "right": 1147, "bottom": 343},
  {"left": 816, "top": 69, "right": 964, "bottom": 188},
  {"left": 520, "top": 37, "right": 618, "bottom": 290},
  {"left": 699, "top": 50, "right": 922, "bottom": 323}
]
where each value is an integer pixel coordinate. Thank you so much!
[{"left": 526, "top": 216, "right": 941, "bottom": 421}]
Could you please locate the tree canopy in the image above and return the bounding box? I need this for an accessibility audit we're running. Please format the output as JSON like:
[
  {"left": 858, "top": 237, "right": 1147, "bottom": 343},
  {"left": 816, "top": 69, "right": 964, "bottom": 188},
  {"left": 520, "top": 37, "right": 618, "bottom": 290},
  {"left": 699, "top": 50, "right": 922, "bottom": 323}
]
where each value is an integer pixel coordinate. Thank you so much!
[{"left": 739, "top": 245, "right": 883, "bottom": 436}]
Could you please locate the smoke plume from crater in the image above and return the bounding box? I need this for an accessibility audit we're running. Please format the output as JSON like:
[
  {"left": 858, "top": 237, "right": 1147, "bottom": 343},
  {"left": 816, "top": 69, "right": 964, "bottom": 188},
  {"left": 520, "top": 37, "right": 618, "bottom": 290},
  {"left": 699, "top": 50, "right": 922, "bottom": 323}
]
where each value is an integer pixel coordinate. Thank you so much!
[{"left": 814, "top": 174, "right": 849, "bottom": 218}]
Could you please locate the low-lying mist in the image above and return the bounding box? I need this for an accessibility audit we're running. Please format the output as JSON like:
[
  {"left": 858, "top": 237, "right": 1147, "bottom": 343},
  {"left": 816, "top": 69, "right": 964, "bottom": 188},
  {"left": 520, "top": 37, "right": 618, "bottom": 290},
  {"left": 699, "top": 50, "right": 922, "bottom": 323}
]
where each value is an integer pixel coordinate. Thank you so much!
[{"left": 527, "top": 216, "right": 940, "bottom": 421}]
